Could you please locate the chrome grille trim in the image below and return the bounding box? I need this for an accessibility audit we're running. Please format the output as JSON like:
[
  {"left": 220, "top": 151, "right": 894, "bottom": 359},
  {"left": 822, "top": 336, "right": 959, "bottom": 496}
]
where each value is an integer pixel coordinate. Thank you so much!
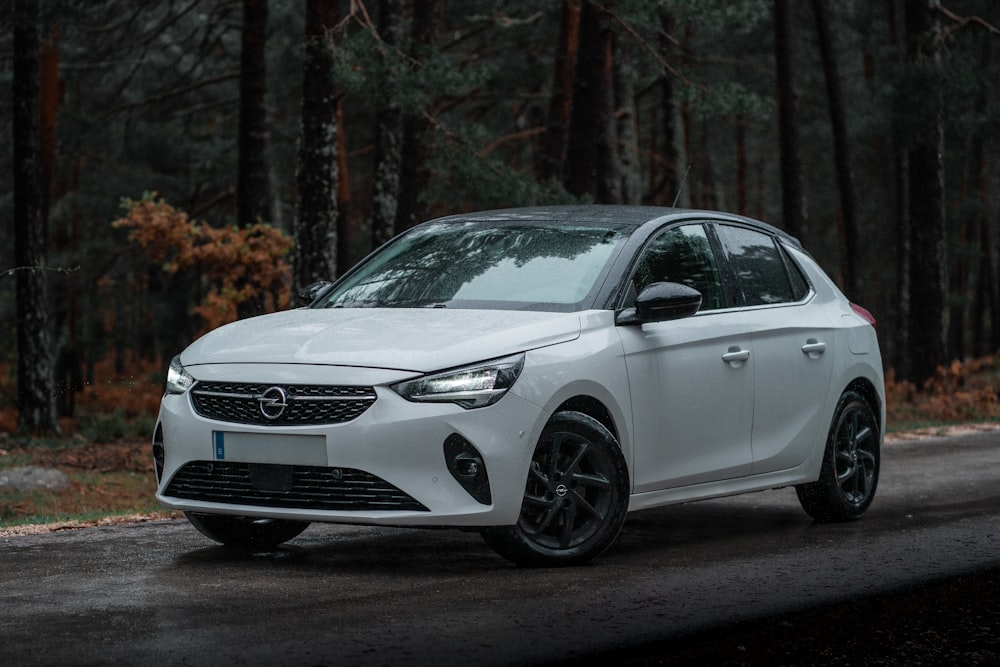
[{"left": 190, "top": 382, "right": 377, "bottom": 426}]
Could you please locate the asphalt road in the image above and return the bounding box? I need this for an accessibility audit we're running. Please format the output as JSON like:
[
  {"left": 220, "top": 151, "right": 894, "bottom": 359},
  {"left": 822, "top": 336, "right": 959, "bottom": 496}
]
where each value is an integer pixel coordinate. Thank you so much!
[{"left": 2, "top": 429, "right": 999, "bottom": 666}]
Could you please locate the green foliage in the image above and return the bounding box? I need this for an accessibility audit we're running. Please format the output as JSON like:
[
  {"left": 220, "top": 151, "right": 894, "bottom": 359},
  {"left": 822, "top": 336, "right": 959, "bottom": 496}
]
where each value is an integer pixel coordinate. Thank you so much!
[{"left": 661, "top": 0, "right": 772, "bottom": 34}]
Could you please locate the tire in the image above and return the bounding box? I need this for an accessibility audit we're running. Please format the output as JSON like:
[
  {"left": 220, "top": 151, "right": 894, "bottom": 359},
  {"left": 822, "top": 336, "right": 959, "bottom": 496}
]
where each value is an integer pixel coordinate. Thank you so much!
[
  {"left": 796, "top": 390, "right": 880, "bottom": 522},
  {"left": 184, "top": 512, "right": 310, "bottom": 549},
  {"left": 483, "top": 411, "right": 629, "bottom": 567}
]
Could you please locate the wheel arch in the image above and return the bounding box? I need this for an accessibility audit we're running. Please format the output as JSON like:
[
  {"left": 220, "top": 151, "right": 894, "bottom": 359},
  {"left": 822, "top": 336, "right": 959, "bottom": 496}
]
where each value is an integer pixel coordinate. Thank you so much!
[
  {"left": 553, "top": 395, "right": 620, "bottom": 443},
  {"left": 843, "top": 376, "right": 883, "bottom": 434}
]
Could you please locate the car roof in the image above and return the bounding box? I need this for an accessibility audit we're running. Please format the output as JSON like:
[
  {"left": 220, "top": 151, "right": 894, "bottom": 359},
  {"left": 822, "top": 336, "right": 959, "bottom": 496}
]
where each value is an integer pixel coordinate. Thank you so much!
[{"left": 426, "top": 205, "right": 803, "bottom": 249}]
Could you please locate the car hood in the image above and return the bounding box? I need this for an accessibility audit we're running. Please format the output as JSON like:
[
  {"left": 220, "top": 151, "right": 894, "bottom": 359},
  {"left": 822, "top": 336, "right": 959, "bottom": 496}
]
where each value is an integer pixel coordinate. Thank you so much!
[{"left": 181, "top": 308, "right": 583, "bottom": 373}]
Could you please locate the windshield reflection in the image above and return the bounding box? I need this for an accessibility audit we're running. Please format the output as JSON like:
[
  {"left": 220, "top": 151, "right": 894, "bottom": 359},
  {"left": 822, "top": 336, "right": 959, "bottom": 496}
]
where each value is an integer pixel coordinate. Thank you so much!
[{"left": 318, "top": 223, "right": 624, "bottom": 311}]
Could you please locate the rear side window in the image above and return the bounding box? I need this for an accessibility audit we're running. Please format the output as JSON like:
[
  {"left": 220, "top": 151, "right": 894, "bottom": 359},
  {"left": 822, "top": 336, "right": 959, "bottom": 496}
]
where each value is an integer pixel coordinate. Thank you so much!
[{"left": 716, "top": 225, "right": 801, "bottom": 306}]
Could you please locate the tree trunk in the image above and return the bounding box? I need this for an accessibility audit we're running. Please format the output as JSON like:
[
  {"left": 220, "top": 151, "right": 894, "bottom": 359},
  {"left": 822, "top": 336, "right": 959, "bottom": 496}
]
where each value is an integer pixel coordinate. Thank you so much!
[
  {"left": 236, "top": 0, "right": 272, "bottom": 319},
  {"left": 736, "top": 116, "right": 747, "bottom": 215},
  {"left": 887, "top": 0, "right": 910, "bottom": 377},
  {"left": 615, "top": 46, "right": 641, "bottom": 205},
  {"left": 12, "top": 0, "right": 58, "bottom": 435},
  {"left": 294, "top": 0, "right": 339, "bottom": 290},
  {"left": 904, "top": 0, "right": 947, "bottom": 383},
  {"left": 335, "top": 100, "right": 359, "bottom": 275},
  {"left": 564, "top": 1, "right": 620, "bottom": 203},
  {"left": 238, "top": 0, "right": 272, "bottom": 228},
  {"left": 773, "top": 0, "right": 806, "bottom": 238},
  {"left": 657, "top": 10, "right": 680, "bottom": 207},
  {"left": 812, "top": 0, "right": 861, "bottom": 299},
  {"left": 371, "top": 0, "right": 404, "bottom": 249},
  {"left": 538, "top": 0, "right": 581, "bottom": 183},
  {"left": 395, "top": 0, "right": 442, "bottom": 232}
]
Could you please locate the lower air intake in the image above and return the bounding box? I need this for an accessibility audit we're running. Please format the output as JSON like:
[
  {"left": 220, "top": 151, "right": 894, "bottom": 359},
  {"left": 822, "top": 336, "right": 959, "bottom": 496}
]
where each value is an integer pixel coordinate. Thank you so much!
[{"left": 164, "top": 461, "right": 428, "bottom": 512}]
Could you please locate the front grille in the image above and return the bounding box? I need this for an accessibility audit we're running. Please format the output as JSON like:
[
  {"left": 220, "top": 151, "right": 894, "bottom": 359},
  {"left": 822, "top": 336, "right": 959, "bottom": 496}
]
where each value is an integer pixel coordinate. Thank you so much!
[
  {"left": 191, "top": 382, "right": 376, "bottom": 426},
  {"left": 164, "top": 461, "right": 429, "bottom": 512}
]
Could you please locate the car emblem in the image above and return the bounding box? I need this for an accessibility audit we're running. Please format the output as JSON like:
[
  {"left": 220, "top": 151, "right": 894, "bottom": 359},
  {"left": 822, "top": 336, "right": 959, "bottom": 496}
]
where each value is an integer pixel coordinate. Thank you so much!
[{"left": 258, "top": 386, "right": 288, "bottom": 420}]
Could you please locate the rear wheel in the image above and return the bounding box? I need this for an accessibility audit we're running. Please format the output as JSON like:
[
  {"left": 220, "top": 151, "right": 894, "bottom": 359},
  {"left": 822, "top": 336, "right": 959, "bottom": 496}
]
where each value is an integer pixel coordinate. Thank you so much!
[
  {"left": 184, "top": 512, "right": 310, "bottom": 549},
  {"left": 796, "top": 390, "right": 880, "bottom": 522},
  {"left": 483, "top": 411, "right": 629, "bottom": 567}
]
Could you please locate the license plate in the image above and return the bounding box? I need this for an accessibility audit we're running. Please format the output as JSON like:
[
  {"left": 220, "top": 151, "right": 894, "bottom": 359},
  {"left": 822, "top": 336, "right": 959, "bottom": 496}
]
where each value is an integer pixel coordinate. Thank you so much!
[{"left": 212, "top": 431, "right": 328, "bottom": 467}]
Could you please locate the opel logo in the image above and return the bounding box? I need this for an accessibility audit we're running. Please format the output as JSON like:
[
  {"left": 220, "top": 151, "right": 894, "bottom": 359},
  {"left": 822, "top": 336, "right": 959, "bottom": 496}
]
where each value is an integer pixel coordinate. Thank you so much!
[{"left": 258, "top": 386, "right": 288, "bottom": 420}]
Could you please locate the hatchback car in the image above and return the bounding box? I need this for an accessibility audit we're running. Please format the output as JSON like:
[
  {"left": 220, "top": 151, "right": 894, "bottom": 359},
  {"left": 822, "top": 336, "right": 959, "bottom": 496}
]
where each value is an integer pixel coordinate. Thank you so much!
[{"left": 154, "top": 205, "right": 884, "bottom": 566}]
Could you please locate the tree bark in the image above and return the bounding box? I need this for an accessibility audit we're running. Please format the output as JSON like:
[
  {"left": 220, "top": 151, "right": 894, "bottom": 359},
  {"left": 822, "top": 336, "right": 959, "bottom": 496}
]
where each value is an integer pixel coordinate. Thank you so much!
[
  {"left": 615, "top": 46, "right": 640, "bottom": 205},
  {"left": 538, "top": 0, "right": 581, "bottom": 184},
  {"left": 12, "top": 0, "right": 58, "bottom": 435},
  {"left": 773, "top": 0, "right": 806, "bottom": 238},
  {"left": 371, "top": 0, "right": 404, "bottom": 249},
  {"left": 564, "top": 1, "right": 620, "bottom": 203},
  {"left": 395, "top": 0, "right": 442, "bottom": 232},
  {"left": 238, "top": 0, "right": 272, "bottom": 228},
  {"left": 904, "top": 0, "right": 947, "bottom": 383},
  {"left": 294, "top": 0, "right": 339, "bottom": 290},
  {"left": 658, "top": 10, "right": 680, "bottom": 207},
  {"left": 812, "top": 0, "right": 861, "bottom": 298},
  {"left": 236, "top": 0, "right": 272, "bottom": 319},
  {"left": 887, "top": 0, "right": 910, "bottom": 377},
  {"left": 335, "top": 100, "right": 359, "bottom": 274}
]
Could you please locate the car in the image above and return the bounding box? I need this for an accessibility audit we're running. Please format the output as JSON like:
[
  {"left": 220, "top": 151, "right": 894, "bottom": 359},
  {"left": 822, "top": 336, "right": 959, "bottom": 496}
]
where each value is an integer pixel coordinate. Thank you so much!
[{"left": 153, "top": 205, "right": 884, "bottom": 567}]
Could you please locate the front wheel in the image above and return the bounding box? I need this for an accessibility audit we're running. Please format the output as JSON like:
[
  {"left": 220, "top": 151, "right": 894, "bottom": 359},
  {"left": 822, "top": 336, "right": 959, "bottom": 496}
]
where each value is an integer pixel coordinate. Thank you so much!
[
  {"left": 184, "top": 512, "right": 310, "bottom": 549},
  {"left": 796, "top": 390, "right": 880, "bottom": 522},
  {"left": 483, "top": 411, "right": 629, "bottom": 567}
]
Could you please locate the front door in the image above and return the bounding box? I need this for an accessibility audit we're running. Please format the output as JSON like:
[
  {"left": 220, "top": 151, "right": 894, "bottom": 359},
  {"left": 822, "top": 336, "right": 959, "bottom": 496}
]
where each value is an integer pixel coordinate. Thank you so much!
[{"left": 618, "top": 224, "right": 754, "bottom": 492}]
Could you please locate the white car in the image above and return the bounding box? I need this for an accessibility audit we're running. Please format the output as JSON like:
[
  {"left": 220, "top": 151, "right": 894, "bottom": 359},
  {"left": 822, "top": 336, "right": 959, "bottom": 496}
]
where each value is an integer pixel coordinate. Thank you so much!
[{"left": 154, "top": 206, "right": 884, "bottom": 566}]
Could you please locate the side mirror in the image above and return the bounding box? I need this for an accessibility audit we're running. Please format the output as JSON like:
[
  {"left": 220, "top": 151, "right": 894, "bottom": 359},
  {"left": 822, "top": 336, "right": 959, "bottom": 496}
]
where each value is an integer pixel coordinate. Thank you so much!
[
  {"left": 616, "top": 282, "right": 702, "bottom": 325},
  {"left": 297, "top": 280, "right": 334, "bottom": 307}
]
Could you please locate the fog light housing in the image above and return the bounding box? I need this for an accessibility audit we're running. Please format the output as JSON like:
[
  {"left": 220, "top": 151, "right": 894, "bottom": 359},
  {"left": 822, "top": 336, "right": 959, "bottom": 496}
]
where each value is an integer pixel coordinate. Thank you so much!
[
  {"left": 444, "top": 434, "right": 491, "bottom": 505},
  {"left": 152, "top": 423, "right": 165, "bottom": 482}
]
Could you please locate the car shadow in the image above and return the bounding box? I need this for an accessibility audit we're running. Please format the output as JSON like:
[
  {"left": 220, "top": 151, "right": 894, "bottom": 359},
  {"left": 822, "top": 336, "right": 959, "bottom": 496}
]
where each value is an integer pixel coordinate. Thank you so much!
[{"left": 167, "top": 489, "right": 924, "bottom": 574}]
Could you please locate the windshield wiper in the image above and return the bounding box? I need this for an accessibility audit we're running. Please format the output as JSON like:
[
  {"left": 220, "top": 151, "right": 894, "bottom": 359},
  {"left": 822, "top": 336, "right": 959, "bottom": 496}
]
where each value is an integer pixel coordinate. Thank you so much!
[{"left": 325, "top": 298, "right": 448, "bottom": 309}]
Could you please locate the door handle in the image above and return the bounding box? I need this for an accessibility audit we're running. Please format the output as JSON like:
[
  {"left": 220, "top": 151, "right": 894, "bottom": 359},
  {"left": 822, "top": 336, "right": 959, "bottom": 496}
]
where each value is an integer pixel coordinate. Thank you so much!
[
  {"left": 801, "top": 339, "right": 827, "bottom": 359},
  {"left": 722, "top": 347, "right": 750, "bottom": 367}
]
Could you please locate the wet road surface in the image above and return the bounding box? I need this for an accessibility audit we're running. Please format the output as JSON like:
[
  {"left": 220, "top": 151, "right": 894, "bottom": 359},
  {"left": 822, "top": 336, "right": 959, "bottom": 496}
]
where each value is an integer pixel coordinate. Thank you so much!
[{"left": 2, "top": 430, "right": 999, "bottom": 665}]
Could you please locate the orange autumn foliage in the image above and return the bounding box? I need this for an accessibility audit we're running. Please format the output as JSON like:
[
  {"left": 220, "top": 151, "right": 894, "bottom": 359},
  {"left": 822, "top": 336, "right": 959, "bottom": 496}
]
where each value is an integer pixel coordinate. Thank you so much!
[
  {"left": 112, "top": 193, "right": 293, "bottom": 332},
  {"left": 885, "top": 355, "right": 1000, "bottom": 424},
  {"left": 74, "top": 351, "right": 164, "bottom": 419}
]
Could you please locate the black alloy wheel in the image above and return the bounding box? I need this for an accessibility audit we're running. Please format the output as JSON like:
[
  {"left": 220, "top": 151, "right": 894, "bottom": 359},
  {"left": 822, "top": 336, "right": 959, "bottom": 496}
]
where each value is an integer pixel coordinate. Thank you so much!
[
  {"left": 796, "top": 390, "right": 880, "bottom": 522},
  {"left": 483, "top": 411, "right": 629, "bottom": 567}
]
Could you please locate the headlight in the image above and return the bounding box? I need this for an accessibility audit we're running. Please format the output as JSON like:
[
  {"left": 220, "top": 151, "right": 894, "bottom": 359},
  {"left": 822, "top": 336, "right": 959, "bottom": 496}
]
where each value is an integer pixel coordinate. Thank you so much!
[
  {"left": 165, "top": 355, "right": 195, "bottom": 395},
  {"left": 391, "top": 354, "right": 524, "bottom": 409}
]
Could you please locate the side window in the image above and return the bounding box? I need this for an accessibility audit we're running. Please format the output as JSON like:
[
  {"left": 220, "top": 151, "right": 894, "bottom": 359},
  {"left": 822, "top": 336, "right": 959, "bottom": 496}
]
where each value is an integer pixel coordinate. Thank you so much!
[
  {"left": 782, "top": 246, "right": 811, "bottom": 301},
  {"left": 631, "top": 224, "right": 725, "bottom": 311},
  {"left": 716, "top": 225, "right": 797, "bottom": 306}
]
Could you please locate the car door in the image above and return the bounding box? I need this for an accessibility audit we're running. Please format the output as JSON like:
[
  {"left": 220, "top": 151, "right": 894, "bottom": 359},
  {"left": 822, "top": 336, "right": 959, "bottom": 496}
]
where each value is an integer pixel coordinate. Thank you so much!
[
  {"left": 714, "top": 224, "right": 836, "bottom": 474},
  {"left": 617, "top": 223, "right": 754, "bottom": 493}
]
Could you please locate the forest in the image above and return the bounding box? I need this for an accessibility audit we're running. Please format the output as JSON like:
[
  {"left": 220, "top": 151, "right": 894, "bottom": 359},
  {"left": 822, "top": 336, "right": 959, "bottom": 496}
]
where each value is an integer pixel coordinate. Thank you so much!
[{"left": 2, "top": 0, "right": 1000, "bottom": 435}]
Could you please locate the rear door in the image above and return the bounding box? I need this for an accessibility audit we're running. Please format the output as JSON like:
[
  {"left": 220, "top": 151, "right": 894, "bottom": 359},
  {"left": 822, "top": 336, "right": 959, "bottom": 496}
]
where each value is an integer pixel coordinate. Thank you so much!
[{"left": 714, "top": 224, "right": 835, "bottom": 474}]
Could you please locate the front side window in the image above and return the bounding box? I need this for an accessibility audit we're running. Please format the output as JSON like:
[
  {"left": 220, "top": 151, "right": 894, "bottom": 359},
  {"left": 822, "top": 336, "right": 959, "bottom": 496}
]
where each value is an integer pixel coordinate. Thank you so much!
[
  {"left": 316, "top": 222, "right": 626, "bottom": 311},
  {"left": 631, "top": 224, "right": 725, "bottom": 311},
  {"left": 716, "top": 225, "right": 799, "bottom": 305}
]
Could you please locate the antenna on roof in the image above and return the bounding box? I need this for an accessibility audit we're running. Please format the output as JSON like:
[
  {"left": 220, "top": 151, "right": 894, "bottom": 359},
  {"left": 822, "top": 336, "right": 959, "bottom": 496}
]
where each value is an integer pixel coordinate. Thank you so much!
[{"left": 672, "top": 164, "right": 692, "bottom": 208}]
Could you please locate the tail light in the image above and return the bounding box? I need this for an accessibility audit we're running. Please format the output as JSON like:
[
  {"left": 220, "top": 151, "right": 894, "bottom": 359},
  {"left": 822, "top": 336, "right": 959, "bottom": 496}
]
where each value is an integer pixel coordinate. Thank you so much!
[{"left": 851, "top": 303, "right": 876, "bottom": 327}]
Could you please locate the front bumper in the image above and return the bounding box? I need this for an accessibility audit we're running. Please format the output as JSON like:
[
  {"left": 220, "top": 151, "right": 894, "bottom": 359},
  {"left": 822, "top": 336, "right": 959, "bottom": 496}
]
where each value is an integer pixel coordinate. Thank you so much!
[{"left": 154, "top": 364, "right": 545, "bottom": 527}]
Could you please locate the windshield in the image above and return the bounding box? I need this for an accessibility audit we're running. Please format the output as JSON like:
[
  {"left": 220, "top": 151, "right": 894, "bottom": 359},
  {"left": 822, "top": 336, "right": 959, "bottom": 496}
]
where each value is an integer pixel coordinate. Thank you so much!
[{"left": 316, "top": 222, "right": 626, "bottom": 311}]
